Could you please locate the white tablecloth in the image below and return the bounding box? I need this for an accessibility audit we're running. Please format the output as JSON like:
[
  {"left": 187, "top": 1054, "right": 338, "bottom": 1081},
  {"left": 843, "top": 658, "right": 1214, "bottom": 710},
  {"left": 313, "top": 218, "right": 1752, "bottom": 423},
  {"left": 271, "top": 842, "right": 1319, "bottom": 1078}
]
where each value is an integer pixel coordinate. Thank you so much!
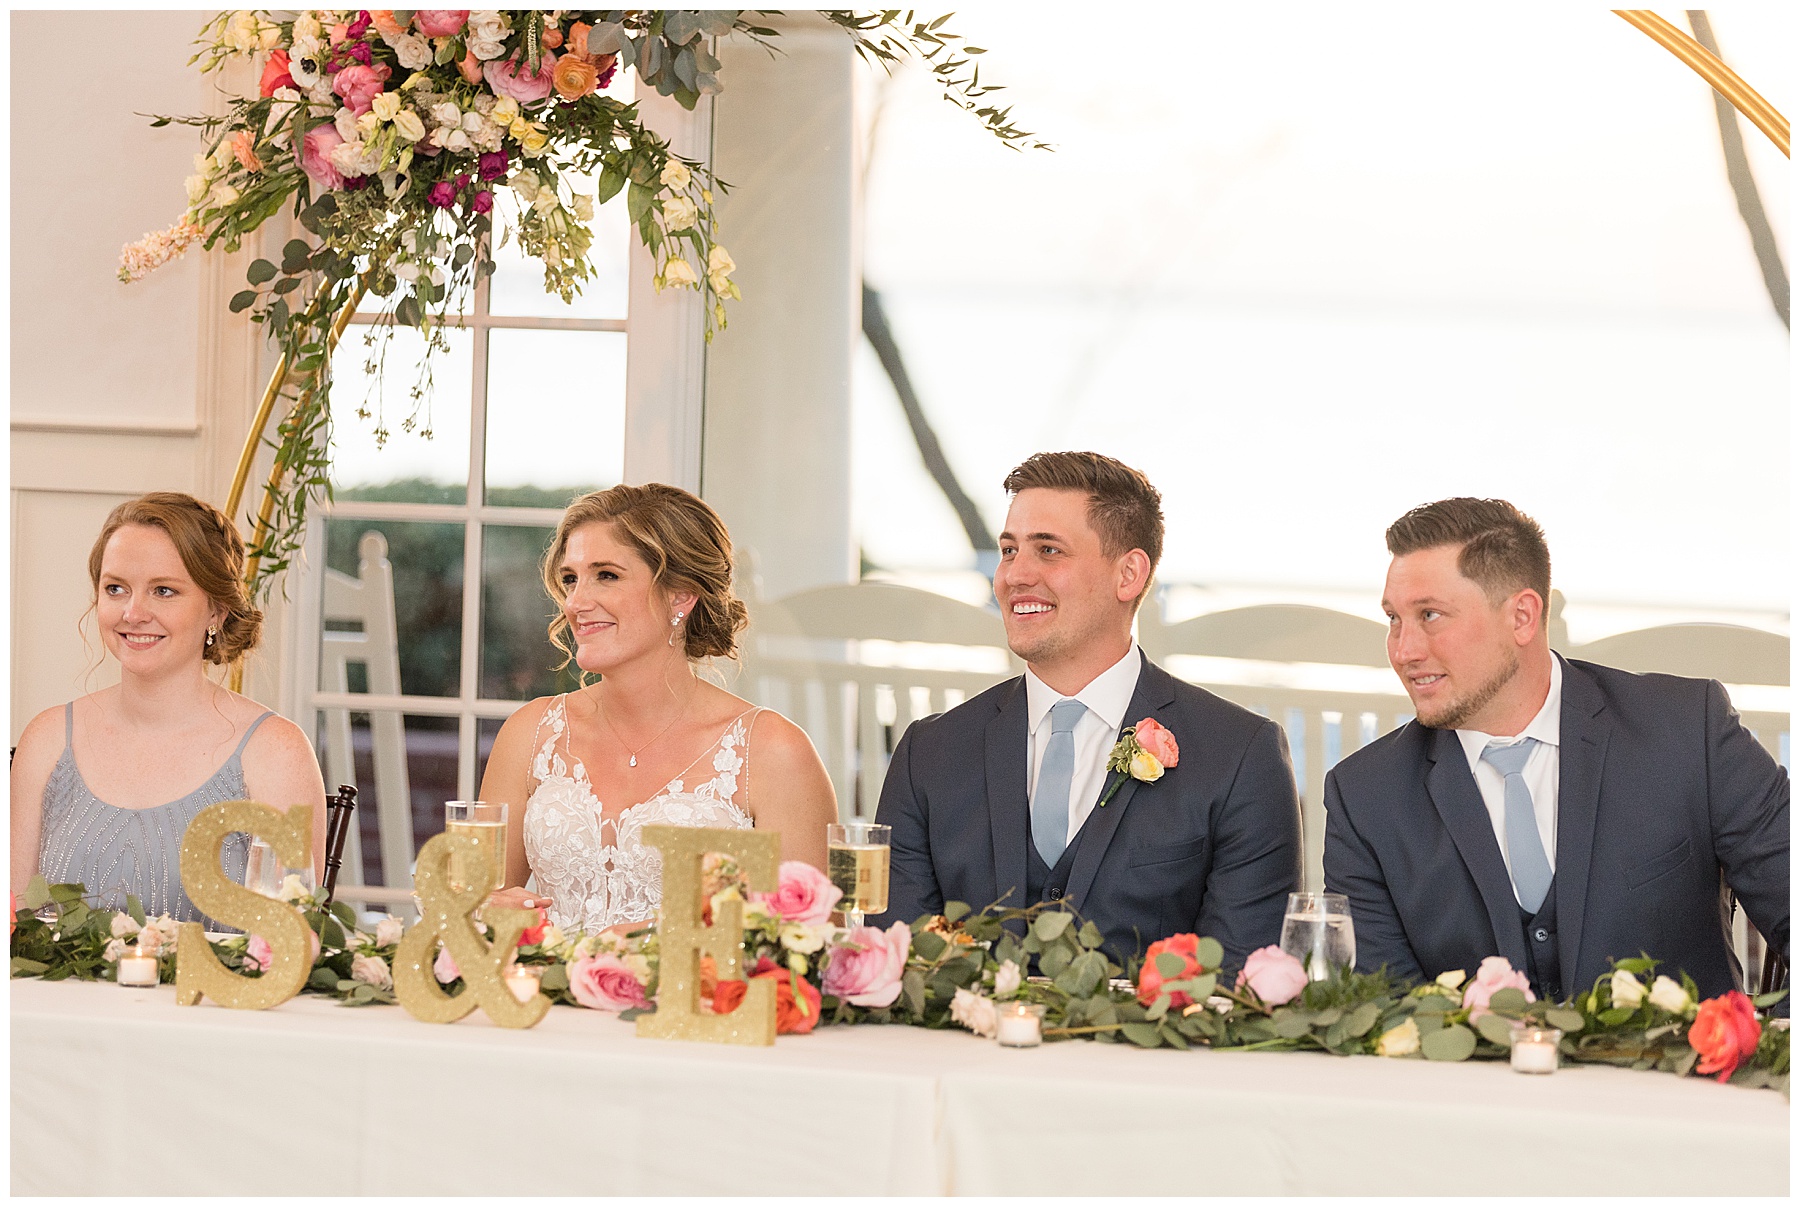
[{"left": 11, "top": 978, "right": 1787, "bottom": 1195}]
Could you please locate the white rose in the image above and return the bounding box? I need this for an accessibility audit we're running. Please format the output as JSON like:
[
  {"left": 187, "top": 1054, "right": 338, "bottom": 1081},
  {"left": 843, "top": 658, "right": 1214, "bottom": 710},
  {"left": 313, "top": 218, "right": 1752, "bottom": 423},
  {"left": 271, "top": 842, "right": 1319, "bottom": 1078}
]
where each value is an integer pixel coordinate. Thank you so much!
[
  {"left": 780, "top": 923, "right": 829, "bottom": 955},
  {"left": 294, "top": 12, "right": 322, "bottom": 41},
  {"left": 351, "top": 953, "right": 393, "bottom": 990},
  {"left": 208, "top": 183, "right": 241, "bottom": 210},
  {"left": 660, "top": 160, "right": 691, "bottom": 191},
  {"left": 1435, "top": 969, "right": 1466, "bottom": 992},
  {"left": 660, "top": 258, "right": 699, "bottom": 290},
  {"left": 949, "top": 987, "right": 998, "bottom": 1038},
  {"left": 1129, "top": 750, "right": 1164, "bottom": 782},
  {"left": 491, "top": 95, "right": 520, "bottom": 125},
  {"left": 662, "top": 195, "right": 699, "bottom": 231},
  {"left": 257, "top": 21, "right": 282, "bottom": 51},
  {"left": 509, "top": 168, "right": 541, "bottom": 201},
  {"left": 993, "top": 959, "right": 1022, "bottom": 997},
  {"left": 1376, "top": 1017, "right": 1421, "bottom": 1057},
  {"left": 444, "top": 128, "right": 472, "bottom": 153},
  {"left": 371, "top": 91, "right": 402, "bottom": 122},
  {"left": 334, "top": 106, "right": 361, "bottom": 142},
  {"left": 111, "top": 913, "right": 142, "bottom": 939},
  {"left": 1610, "top": 969, "right": 1646, "bottom": 1009},
  {"left": 460, "top": 111, "right": 486, "bottom": 135},
  {"left": 388, "top": 32, "right": 433, "bottom": 71},
  {"left": 430, "top": 102, "right": 462, "bottom": 129},
  {"left": 104, "top": 938, "right": 127, "bottom": 963},
  {"left": 355, "top": 111, "right": 380, "bottom": 138},
  {"left": 1648, "top": 975, "right": 1693, "bottom": 1016},
  {"left": 393, "top": 110, "right": 426, "bottom": 143},
  {"left": 373, "top": 916, "right": 405, "bottom": 947},
  {"left": 307, "top": 76, "right": 337, "bottom": 107},
  {"left": 467, "top": 35, "right": 506, "bottom": 60},
  {"left": 224, "top": 10, "right": 260, "bottom": 53},
  {"left": 277, "top": 873, "right": 312, "bottom": 903}
]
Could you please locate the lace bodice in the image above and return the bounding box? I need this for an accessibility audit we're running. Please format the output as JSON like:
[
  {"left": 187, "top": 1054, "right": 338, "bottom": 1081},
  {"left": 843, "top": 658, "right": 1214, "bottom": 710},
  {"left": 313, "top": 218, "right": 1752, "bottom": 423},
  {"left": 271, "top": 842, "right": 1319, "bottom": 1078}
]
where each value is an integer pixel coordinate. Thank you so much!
[{"left": 522, "top": 695, "right": 758, "bottom": 933}]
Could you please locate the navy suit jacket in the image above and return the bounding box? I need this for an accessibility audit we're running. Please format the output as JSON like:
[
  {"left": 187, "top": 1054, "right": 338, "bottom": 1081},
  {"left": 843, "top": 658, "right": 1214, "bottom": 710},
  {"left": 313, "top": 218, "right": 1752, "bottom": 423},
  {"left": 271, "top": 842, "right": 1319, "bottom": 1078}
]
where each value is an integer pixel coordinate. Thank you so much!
[
  {"left": 871, "top": 653, "right": 1302, "bottom": 968},
  {"left": 1323, "top": 657, "right": 1789, "bottom": 1000}
]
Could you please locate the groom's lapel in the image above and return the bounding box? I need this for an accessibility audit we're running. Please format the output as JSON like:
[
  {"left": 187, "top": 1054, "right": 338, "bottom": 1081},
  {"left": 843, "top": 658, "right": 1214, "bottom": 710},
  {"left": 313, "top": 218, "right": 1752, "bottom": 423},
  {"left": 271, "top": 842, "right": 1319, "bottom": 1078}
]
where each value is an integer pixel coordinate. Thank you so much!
[
  {"left": 986, "top": 677, "right": 1031, "bottom": 910},
  {"left": 1066, "top": 654, "right": 1171, "bottom": 909}
]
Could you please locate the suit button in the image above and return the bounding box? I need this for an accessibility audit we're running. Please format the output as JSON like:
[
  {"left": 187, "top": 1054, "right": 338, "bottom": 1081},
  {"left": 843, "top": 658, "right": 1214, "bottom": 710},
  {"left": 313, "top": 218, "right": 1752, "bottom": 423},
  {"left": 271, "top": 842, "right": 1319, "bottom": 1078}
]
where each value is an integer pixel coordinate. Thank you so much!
[{"left": 1533, "top": 927, "right": 1549, "bottom": 943}]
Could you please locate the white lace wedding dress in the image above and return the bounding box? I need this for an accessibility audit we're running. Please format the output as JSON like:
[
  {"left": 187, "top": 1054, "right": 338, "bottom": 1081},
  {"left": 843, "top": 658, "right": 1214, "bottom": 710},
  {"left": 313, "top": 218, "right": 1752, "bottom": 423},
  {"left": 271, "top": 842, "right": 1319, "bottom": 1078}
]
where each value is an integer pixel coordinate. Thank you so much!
[{"left": 522, "top": 694, "right": 760, "bottom": 933}]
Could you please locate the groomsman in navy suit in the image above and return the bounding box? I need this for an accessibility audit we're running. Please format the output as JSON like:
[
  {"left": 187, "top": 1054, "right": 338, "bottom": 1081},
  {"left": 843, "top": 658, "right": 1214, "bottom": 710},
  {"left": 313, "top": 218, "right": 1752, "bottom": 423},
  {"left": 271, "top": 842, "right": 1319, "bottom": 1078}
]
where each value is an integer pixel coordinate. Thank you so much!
[
  {"left": 872, "top": 452, "right": 1302, "bottom": 967},
  {"left": 1324, "top": 498, "right": 1789, "bottom": 1001}
]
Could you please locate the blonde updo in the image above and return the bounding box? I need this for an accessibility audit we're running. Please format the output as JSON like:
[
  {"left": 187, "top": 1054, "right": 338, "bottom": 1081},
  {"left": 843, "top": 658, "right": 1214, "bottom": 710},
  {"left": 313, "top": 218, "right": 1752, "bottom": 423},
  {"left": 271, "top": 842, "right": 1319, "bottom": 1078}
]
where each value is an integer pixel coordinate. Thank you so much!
[
  {"left": 542, "top": 483, "right": 748, "bottom": 668},
  {"left": 88, "top": 492, "right": 262, "bottom": 665}
]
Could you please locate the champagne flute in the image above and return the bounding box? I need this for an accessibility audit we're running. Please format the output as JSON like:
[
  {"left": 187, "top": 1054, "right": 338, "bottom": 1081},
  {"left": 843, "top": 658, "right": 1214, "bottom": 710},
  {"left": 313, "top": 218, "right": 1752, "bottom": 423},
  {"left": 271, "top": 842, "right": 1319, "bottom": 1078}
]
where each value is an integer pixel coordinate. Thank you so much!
[
  {"left": 242, "top": 837, "right": 315, "bottom": 900},
  {"left": 1280, "top": 891, "right": 1355, "bottom": 981},
  {"left": 443, "top": 801, "right": 509, "bottom": 899},
  {"left": 827, "top": 821, "right": 891, "bottom": 929}
]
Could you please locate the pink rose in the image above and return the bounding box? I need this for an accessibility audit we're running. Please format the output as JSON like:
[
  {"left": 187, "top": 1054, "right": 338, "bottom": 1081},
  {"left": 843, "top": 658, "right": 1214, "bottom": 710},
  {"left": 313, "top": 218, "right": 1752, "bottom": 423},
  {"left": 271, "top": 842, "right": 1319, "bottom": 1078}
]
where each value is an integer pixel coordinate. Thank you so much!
[
  {"left": 331, "top": 62, "right": 393, "bottom": 116},
  {"left": 245, "top": 935, "right": 273, "bottom": 972},
  {"left": 1236, "top": 945, "right": 1308, "bottom": 1006},
  {"left": 1461, "top": 955, "right": 1534, "bottom": 1019},
  {"left": 482, "top": 52, "right": 557, "bottom": 104},
  {"left": 1133, "top": 717, "right": 1180, "bottom": 768},
  {"left": 301, "top": 125, "right": 346, "bottom": 191},
  {"left": 751, "top": 860, "right": 843, "bottom": 925},
  {"left": 433, "top": 943, "right": 460, "bottom": 984},
  {"left": 414, "top": 10, "right": 469, "bottom": 37},
  {"left": 569, "top": 954, "right": 651, "bottom": 1012},
  {"left": 821, "top": 921, "right": 910, "bottom": 1008}
]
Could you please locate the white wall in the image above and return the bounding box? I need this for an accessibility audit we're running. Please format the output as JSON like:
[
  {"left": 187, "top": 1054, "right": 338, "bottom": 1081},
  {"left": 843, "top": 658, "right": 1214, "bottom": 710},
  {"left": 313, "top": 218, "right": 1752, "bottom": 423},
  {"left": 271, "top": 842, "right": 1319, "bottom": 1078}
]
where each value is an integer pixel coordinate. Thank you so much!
[{"left": 10, "top": 11, "right": 271, "bottom": 740}]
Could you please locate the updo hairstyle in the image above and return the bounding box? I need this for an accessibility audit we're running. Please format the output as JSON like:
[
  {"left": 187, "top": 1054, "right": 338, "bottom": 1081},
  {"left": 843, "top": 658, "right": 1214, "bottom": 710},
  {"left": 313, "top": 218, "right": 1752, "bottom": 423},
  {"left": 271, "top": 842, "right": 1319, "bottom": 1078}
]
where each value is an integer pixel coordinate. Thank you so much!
[
  {"left": 87, "top": 492, "right": 263, "bottom": 665},
  {"left": 542, "top": 483, "right": 748, "bottom": 666}
]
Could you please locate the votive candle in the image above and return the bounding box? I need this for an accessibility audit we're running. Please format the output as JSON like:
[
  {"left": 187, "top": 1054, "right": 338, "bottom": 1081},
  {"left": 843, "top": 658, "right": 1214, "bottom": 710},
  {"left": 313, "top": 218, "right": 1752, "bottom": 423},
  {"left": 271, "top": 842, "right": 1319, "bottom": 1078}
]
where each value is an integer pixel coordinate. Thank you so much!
[
  {"left": 117, "top": 950, "right": 159, "bottom": 987},
  {"left": 1510, "top": 1027, "right": 1562, "bottom": 1074},
  {"left": 996, "top": 1001, "right": 1045, "bottom": 1048},
  {"left": 505, "top": 965, "right": 543, "bottom": 1004}
]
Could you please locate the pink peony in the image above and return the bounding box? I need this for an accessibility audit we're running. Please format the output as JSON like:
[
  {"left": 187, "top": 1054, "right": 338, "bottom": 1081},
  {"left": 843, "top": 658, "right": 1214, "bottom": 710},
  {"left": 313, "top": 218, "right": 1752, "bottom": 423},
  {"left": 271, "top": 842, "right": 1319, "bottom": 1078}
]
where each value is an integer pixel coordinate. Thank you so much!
[
  {"left": 1461, "top": 955, "right": 1535, "bottom": 1019},
  {"left": 331, "top": 62, "right": 393, "bottom": 116},
  {"left": 1133, "top": 717, "right": 1180, "bottom": 768},
  {"left": 482, "top": 52, "right": 557, "bottom": 104},
  {"left": 433, "top": 943, "right": 460, "bottom": 984},
  {"left": 414, "top": 10, "right": 469, "bottom": 36},
  {"left": 245, "top": 935, "right": 273, "bottom": 972},
  {"left": 569, "top": 954, "right": 651, "bottom": 1012},
  {"left": 301, "top": 125, "right": 346, "bottom": 191},
  {"left": 822, "top": 921, "right": 910, "bottom": 1008},
  {"left": 1236, "top": 945, "right": 1308, "bottom": 1005},
  {"left": 752, "top": 860, "right": 843, "bottom": 925}
]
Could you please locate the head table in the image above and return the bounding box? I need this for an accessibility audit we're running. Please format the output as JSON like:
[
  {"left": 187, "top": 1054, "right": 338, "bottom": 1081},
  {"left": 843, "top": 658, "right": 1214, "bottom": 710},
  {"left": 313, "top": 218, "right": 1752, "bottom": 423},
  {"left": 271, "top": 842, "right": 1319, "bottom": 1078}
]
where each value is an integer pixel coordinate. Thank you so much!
[{"left": 10, "top": 977, "right": 1786, "bottom": 1196}]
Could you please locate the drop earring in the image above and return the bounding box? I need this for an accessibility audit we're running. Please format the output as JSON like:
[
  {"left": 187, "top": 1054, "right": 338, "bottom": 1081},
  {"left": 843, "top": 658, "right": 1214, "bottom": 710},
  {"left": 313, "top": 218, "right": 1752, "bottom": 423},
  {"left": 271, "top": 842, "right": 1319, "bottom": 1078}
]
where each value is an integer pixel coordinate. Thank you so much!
[
  {"left": 668, "top": 611, "right": 684, "bottom": 647},
  {"left": 206, "top": 626, "right": 218, "bottom": 648}
]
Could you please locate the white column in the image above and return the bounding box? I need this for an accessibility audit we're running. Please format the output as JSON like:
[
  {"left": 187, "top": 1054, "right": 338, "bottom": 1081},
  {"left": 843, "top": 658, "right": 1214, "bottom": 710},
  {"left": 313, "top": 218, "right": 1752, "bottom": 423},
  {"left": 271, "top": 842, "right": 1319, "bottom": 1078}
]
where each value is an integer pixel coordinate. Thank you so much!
[{"left": 702, "top": 16, "right": 859, "bottom": 601}]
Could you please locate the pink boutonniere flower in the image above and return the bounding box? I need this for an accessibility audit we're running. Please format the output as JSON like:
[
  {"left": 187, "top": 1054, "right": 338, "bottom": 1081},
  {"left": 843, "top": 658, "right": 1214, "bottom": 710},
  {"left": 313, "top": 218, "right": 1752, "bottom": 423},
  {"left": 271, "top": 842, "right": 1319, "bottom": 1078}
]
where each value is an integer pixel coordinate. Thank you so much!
[{"left": 1097, "top": 717, "right": 1180, "bottom": 806}]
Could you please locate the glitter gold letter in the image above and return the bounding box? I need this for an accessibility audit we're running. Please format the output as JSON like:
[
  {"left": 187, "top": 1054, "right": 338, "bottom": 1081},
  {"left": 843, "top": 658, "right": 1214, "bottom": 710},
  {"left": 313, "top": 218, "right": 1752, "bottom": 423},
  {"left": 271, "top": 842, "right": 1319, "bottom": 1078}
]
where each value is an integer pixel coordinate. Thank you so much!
[{"left": 175, "top": 800, "right": 315, "bottom": 1010}]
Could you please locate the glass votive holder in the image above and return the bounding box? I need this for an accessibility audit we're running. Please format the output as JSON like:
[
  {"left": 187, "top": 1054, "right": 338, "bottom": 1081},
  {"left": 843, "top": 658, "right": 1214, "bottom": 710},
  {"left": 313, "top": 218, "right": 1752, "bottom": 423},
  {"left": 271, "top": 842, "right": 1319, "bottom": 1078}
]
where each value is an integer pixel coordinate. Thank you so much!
[
  {"left": 1509, "top": 1026, "right": 1563, "bottom": 1074},
  {"left": 117, "top": 947, "right": 160, "bottom": 987},
  {"left": 504, "top": 964, "right": 543, "bottom": 1004},
  {"left": 996, "top": 1001, "right": 1046, "bottom": 1048}
]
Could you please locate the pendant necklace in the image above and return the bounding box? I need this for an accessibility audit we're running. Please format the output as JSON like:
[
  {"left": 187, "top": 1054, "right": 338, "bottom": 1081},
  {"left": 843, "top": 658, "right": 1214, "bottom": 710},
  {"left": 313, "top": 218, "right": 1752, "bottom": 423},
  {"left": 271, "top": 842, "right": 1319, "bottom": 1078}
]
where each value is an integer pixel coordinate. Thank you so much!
[{"left": 599, "top": 687, "right": 693, "bottom": 768}]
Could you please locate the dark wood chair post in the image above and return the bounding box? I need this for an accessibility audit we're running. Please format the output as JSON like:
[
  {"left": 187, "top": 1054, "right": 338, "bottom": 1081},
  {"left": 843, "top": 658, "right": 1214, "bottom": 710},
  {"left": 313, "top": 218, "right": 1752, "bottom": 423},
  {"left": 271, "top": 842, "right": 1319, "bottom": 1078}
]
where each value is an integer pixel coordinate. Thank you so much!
[{"left": 321, "top": 784, "right": 358, "bottom": 909}]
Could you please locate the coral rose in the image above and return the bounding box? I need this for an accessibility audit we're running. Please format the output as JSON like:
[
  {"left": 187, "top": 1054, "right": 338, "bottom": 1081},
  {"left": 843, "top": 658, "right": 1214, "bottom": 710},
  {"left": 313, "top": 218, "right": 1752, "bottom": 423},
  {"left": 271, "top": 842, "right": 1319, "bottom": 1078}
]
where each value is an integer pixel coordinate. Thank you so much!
[
  {"left": 368, "top": 10, "right": 406, "bottom": 39},
  {"left": 1688, "top": 991, "right": 1761, "bottom": 1082},
  {"left": 517, "top": 907, "right": 548, "bottom": 947},
  {"left": 259, "top": 49, "right": 295, "bottom": 97},
  {"left": 751, "top": 860, "right": 843, "bottom": 925},
  {"left": 552, "top": 53, "right": 599, "bottom": 100},
  {"left": 483, "top": 52, "right": 556, "bottom": 104},
  {"left": 569, "top": 954, "right": 651, "bottom": 1012},
  {"left": 1461, "top": 955, "right": 1535, "bottom": 1019},
  {"left": 1237, "top": 945, "right": 1308, "bottom": 1006},
  {"left": 332, "top": 63, "right": 393, "bottom": 116},
  {"left": 232, "top": 130, "right": 262, "bottom": 172},
  {"left": 713, "top": 957, "right": 822, "bottom": 1034},
  {"left": 822, "top": 921, "right": 910, "bottom": 1008},
  {"left": 1133, "top": 717, "right": 1179, "bottom": 768},
  {"left": 414, "top": 10, "right": 469, "bottom": 37},
  {"left": 1137, "top": 933, "right": 1203, "bottom": 1007}
]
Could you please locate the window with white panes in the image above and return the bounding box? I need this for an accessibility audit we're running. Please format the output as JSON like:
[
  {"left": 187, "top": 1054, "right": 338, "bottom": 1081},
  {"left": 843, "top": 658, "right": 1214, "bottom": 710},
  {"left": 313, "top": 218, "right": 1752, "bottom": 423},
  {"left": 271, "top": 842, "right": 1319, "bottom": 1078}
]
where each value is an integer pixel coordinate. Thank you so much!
[{"left": 291, "top": 135, "right": 636, "bottom": 900}]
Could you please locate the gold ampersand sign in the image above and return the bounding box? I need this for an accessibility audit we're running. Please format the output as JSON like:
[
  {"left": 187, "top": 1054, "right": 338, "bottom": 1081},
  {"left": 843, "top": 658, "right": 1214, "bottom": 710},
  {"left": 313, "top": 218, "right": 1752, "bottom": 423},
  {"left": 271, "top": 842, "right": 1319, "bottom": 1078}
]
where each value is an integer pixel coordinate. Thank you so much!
[
  {"left": 636, "top": 824, "right": 780, "bottom": 1046},
  {"left": 393, "top": 830, "right": 549, "bottom": 1028},
  {"left": 175, "top": 800, "right": 315, "bottom": 1010}
]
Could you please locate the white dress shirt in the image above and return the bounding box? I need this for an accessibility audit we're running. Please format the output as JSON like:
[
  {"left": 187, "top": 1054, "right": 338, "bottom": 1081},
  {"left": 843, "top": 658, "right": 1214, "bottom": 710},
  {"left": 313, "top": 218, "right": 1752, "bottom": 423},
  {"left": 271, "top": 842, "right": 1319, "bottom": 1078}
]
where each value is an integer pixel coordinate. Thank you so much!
[
  {"left": 1455, "top": 654, "right": 1564, "bottom": 899},
  {"left": 1024, "top": 645, "right": 1144, "bottom": 848}
]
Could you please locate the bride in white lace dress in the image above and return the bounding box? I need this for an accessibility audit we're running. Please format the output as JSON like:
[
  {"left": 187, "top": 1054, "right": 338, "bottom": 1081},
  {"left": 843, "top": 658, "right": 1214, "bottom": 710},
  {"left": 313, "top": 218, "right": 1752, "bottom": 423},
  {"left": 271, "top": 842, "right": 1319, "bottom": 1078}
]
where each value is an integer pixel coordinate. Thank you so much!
[{"left": 477, "top": 484, "right": 837, "bottom": 934}]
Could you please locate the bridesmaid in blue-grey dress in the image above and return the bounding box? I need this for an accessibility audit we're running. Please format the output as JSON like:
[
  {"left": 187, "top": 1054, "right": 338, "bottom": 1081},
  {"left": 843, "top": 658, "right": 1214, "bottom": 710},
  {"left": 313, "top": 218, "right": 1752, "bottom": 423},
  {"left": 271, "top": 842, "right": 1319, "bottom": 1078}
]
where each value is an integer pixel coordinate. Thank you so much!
[{"left": 10, "top": 492, "right": 326, "bottom": 924}]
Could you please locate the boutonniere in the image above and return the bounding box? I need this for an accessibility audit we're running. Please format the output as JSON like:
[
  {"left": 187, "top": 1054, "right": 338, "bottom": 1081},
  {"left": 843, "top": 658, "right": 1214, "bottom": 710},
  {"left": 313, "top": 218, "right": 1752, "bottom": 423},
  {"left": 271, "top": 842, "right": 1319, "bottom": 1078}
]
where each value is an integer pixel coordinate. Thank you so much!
[{"left": 1097, "top": 717, "right": 1180, "bottom": 807}]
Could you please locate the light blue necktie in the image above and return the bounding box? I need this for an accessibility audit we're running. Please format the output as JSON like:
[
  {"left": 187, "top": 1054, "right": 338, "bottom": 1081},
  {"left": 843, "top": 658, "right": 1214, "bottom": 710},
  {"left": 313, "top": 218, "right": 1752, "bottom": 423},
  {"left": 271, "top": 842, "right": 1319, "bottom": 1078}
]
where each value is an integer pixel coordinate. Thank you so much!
[
  {"left": 1481, "top": 738, "right": 1553, "bottom": 913},
  {"left": 1032, "top": 699, "right": 1086, "bottom": 869}
]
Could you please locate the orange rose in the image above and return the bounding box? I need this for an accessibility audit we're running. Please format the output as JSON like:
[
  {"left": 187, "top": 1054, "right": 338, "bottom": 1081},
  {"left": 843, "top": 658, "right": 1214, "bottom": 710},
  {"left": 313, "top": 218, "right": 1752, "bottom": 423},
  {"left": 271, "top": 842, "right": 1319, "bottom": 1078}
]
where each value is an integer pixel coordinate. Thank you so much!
[
  {"left": 698, "top": 954, "right": 718, "bottom": 1000},
  {"left": 552, "top": 53, "right": 599, "bottom": 101},
  {"left": 566, "top": 22, "right": 591, "bottom": 58},
  {"left": 231, "top": 130, "right": 263, "bottom": 173},
  {"left": 1688, "top": 990, "right": 1762, "bottom": 1082},
  {"left": 368, "top": 9, "right": 406, "bottom": 38},
  {"left": 713, "top": 958, "right": 822, "bottom": 1034},
  {"left": 457, "top": 47, "right": 483, "bottom": 85},
  {"left": 259, "top": 48, "right": 295, "bottom": 97},
  {"left": 1137, "top": 932, "right": 1203, "bottom": 1007},
  {"left": 540, "top": 25, "right": 564, "bottom": 49}
]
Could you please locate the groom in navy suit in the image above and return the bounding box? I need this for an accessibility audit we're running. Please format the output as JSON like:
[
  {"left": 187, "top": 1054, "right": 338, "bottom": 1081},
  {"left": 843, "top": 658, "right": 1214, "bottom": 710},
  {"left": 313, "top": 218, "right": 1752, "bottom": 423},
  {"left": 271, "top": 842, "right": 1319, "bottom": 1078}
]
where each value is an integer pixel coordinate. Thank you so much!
[
  {"left": 872, "top": 452, "right": 1302, "bottom": 967},
  {"left": 1324, "top": 498, "right": 1789, "bottom": 1002}
]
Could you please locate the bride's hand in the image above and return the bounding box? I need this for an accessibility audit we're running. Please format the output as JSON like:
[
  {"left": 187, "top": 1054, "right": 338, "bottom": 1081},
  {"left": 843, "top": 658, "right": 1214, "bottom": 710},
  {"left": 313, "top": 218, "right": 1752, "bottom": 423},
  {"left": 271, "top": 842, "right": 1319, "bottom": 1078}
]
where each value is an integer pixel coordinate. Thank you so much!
[{"left": 486, "top": 887, "right": 547, "bottom": 913}]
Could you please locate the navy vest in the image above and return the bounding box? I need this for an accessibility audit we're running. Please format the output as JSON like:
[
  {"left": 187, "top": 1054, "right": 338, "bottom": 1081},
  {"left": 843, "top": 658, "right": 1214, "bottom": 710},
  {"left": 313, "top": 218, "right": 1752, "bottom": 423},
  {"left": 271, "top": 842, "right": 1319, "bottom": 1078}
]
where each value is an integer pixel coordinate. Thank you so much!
[{"left": 1514, "top": 877, "right": 1562, "bottom": 1001}]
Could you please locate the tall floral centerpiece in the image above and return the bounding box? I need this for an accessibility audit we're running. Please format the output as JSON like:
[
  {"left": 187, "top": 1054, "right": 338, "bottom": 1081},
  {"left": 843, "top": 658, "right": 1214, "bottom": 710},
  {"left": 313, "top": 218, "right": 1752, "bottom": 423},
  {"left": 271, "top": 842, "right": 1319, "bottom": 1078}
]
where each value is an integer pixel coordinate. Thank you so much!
[{"left": 119, "top": 9, "right": 1040, "bottom": 605}]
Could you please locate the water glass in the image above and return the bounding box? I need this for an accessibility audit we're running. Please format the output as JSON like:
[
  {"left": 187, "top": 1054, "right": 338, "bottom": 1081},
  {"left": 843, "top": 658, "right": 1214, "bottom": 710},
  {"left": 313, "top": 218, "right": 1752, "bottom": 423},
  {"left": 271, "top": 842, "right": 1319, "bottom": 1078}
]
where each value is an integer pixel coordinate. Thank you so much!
[
  {"left": 242, "top": 837, "right": 316, "bottom": 900},
  {"left": 827, "top": 821, "right": 891, "bottom": 928},
  {"left": 1280, "top": 891, "right": 1355, "bottom": 981}
]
